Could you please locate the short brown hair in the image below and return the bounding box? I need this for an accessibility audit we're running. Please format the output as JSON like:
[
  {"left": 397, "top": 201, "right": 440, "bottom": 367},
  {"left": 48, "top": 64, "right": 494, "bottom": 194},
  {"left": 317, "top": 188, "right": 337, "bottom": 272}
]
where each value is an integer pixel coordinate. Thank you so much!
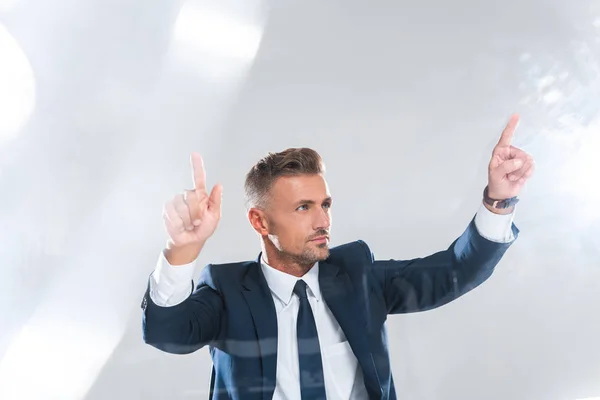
[{"left": 244, "top": 147, "right": 326, "bottom": 210}]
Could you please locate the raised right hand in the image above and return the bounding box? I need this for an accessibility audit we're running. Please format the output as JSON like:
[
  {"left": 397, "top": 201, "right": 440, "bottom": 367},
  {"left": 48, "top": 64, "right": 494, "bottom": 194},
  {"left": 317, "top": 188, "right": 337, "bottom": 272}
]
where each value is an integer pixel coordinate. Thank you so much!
[{"left": 163, "top": 152, "right": 223, "bottom": 248}]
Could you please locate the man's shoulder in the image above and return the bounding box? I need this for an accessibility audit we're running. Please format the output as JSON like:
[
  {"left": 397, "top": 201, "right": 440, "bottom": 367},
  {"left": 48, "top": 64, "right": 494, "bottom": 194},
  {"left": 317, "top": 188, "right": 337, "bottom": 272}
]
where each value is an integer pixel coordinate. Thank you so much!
[
  {"left": 328, "top": 239, "right": 373, "bottom": 263},
  {"left": 200, "top": 258, "right": 255, "bottom": 278}
]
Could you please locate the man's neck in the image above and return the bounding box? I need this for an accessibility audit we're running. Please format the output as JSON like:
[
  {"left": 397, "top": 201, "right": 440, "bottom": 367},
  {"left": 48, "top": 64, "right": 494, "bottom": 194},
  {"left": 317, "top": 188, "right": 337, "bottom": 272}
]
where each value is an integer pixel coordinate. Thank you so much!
[{"left": 261, "top": 249, "right": 314, "bottom": 278}]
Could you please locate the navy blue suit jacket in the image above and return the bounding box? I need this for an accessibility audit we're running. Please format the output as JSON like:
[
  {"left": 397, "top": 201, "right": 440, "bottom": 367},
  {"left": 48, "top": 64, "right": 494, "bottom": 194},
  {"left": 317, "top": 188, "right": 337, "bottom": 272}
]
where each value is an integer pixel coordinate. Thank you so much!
[{"left": 141, "top": 215, "right": 519, "bottom": 399}]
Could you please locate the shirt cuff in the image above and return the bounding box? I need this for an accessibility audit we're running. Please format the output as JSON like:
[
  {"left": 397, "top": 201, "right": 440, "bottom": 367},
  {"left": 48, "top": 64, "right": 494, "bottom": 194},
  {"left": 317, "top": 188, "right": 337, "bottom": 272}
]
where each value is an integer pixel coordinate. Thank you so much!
[
  {"left": 148, "top": 249, "right": 197, "bottom": 307},
  {"left": 474, "top": 202, "right": 516, "bottom": 243}
]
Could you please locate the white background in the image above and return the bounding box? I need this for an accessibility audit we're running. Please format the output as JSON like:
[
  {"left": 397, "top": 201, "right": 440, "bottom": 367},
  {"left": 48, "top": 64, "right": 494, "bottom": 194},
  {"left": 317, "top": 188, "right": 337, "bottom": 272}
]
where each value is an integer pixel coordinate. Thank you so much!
[{"left": 0, "top": 0, "right": 599, "bottom": 399}]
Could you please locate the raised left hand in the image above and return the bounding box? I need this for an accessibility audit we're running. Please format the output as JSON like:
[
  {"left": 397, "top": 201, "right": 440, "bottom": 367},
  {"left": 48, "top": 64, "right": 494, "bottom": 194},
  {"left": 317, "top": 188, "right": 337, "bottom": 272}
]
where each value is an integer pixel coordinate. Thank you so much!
[{"left": 487, "top": 114, "right": 535, "bottom": 199}]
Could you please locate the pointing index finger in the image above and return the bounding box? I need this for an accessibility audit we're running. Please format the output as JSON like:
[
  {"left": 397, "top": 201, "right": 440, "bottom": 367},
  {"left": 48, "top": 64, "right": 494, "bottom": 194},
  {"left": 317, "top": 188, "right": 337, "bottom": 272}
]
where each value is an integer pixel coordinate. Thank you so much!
[
  {"left": 497, "top": 113, "right": 520, "bottom": 147},
  {"left": 190, "top": 152, "right": 207, "bottom": 192}
]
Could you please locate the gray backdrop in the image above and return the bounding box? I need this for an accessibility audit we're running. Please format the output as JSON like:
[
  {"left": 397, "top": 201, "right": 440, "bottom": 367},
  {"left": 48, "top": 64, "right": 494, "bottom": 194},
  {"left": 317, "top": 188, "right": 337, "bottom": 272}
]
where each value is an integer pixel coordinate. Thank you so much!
[{"left": 0, "top": 0, "right": 599, "bottom": 399}]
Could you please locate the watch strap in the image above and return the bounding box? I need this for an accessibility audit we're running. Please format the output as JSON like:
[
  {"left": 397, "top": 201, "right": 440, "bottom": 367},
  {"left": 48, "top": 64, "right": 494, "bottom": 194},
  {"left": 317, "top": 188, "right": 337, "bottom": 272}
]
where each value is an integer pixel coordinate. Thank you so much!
[{"left": 483, "top": 186, "right": 519, "bottom": 209}]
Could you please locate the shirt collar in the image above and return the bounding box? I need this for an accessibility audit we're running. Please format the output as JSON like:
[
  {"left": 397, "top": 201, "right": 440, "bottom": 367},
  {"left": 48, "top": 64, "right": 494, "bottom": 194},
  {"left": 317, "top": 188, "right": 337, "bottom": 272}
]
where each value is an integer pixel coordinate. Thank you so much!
[{"left": 260, "top": 255, "right": 321, "bottom": 305}]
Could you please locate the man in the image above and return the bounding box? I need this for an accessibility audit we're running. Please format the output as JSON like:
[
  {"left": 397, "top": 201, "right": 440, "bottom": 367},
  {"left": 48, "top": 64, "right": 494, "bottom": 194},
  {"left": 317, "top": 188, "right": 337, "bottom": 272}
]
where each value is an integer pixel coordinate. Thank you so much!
[{"left": 141, "top": 114, "right": 535, "bottom": 400}]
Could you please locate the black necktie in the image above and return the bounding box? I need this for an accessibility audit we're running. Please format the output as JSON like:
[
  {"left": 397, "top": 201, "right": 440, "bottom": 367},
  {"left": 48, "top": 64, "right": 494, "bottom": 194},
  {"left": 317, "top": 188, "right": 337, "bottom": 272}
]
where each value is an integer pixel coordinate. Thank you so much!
[{"left": 293, "top": 279, "right": 327, "bottom": 399}]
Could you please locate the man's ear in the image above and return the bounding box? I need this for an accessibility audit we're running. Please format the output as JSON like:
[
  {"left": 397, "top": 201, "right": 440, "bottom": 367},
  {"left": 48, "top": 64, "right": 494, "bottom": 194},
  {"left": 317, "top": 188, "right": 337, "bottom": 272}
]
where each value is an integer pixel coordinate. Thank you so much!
[{"left": 248, "top": 208, "right": 269, "bottom": 236}]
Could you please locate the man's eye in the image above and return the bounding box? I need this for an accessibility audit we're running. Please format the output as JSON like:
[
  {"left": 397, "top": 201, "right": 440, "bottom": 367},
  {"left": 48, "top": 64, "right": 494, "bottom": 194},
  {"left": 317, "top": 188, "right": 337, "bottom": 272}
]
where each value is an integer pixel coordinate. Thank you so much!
[{"left": 297, "top": 203, "right": 331, "bottom": 211}]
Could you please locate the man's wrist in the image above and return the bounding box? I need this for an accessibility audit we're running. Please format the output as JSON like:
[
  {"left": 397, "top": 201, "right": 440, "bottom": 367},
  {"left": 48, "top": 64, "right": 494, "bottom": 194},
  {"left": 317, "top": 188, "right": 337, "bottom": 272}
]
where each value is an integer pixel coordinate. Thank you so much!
[
  {"left": 164, "top": 240, "right": 205, "bottom": 266},
  {"left": 482, "top": 200, "right": 514, "bottom": 215},
  {"left": 482, "top": 185, "right": 519, "bottom": 212}
]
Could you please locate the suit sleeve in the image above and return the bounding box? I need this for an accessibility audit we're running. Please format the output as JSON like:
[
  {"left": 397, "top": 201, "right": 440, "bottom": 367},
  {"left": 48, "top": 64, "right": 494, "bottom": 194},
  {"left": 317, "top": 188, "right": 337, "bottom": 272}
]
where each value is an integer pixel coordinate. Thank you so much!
[
  {"left": 141, "top": 263, "right": 224, "bottom": 354},
  {"left": 364, "top": 213, "right": 520, "bottom": 314}
]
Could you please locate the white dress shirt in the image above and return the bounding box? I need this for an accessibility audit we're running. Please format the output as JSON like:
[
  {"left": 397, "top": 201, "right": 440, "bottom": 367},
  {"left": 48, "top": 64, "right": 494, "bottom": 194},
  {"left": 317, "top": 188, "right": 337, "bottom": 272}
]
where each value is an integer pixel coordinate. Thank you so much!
[
  {"left": 149, "top": 203, "right": 516, "bottom": 399},
  {"left": 258, "top": 255, "right": 369, "bottom": 399}
]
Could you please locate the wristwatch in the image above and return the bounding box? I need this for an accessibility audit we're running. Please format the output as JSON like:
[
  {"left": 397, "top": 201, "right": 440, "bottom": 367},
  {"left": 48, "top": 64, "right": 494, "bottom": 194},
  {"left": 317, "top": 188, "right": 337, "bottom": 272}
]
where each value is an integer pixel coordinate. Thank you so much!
[{"left": 483, "top": 185, "right": 519, "bottom": 209}]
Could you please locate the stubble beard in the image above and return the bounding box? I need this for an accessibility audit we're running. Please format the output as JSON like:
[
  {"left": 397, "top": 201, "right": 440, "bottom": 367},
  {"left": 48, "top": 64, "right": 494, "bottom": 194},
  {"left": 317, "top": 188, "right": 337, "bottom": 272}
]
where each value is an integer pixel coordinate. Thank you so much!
[{"left": 295, "top": 242, "right": 330, "bottom": 266}]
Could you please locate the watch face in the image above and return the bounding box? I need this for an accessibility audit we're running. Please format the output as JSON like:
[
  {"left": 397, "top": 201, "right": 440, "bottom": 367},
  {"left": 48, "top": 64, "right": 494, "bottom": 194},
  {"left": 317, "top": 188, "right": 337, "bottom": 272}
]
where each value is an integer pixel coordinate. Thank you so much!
[
  {"left": 501, "top": 198, "right": 519, "bottom": 208},
  {"left": 485, "top": 197, "right": 518, "bottom": 209}
]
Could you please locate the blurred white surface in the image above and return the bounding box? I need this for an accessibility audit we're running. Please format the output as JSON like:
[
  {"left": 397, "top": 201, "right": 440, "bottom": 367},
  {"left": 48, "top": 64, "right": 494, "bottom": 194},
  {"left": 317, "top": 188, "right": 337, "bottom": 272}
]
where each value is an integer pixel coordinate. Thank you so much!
[
  {"left": 0, "top": 0, "right": 599, "bottom": 399},
  {"left": 0, "top": 23, "right": 35, "bottom": 145}
]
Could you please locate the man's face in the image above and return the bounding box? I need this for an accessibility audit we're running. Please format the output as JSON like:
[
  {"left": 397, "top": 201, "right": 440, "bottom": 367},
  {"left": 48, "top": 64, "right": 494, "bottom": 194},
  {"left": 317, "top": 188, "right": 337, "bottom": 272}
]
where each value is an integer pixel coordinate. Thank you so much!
[{"left": 262, "top": 173, "right": 332, "bottom": 265}]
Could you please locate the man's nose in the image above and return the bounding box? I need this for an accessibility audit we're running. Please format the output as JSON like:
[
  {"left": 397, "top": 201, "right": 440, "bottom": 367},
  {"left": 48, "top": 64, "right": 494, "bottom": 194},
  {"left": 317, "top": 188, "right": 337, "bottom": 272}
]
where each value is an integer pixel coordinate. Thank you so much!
[{"left": 314, "top": 208, "right": 331, "bottom": 230}]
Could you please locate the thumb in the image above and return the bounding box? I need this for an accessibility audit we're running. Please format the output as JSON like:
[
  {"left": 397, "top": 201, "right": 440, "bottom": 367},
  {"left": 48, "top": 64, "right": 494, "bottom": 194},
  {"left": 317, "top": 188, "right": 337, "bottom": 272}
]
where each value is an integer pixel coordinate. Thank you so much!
[
  {"left": 207, "top": 183, "right": 223, "bottom": 211},
  {"left": 495, "top": 158, "right": 523, "bottom": 177}
]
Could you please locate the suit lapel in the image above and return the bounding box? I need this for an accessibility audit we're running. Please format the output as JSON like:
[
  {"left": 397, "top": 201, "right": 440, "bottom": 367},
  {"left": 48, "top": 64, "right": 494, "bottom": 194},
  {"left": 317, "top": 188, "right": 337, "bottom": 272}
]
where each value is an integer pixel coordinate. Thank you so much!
[
  {"left": 241, "top": 254, "right": 278, "bottom": 400},
  {"left": 319, "top": 259, "right": 383, "bottom": 399}
]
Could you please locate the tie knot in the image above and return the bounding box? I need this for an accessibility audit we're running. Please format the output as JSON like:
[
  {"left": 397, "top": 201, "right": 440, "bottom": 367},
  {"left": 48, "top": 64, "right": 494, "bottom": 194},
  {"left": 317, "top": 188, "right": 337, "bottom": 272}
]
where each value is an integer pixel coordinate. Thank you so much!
[{"left": 293, "top": 279, "right": 308, "bottom": 299}]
